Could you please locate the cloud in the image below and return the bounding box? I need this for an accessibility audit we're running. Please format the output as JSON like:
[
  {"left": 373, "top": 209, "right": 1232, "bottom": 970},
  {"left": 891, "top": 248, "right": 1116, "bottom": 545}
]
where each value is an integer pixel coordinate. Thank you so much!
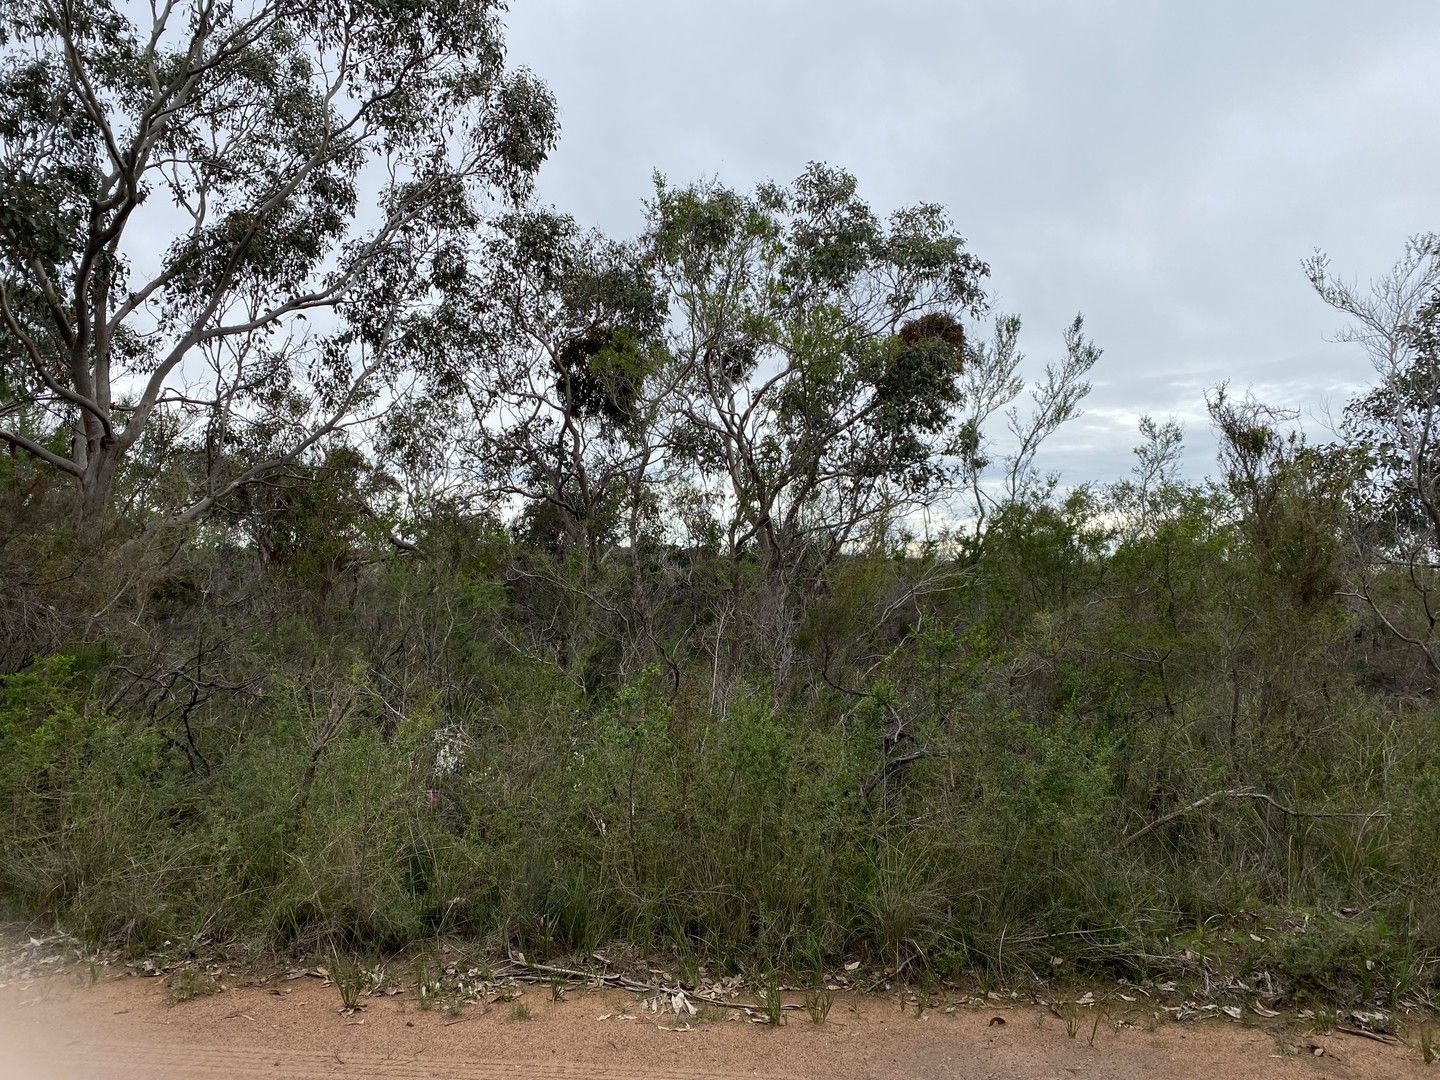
[{"left": 506, "top": 0, "right": 1440, "bottom": 484}]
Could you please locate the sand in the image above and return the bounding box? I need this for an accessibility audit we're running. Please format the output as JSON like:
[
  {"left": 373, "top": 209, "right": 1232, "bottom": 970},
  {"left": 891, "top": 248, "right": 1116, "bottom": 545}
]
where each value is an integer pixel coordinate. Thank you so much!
[{"left": 0, "top": 971, "right": 1429, "bottom": 1079}]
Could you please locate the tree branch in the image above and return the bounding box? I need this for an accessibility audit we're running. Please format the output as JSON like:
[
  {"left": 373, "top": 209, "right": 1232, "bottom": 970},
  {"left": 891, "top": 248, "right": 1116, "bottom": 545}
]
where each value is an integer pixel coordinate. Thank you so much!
[
  {"left": 1120, "top": 787, "right": 1388, "bottom": 849},
  {"left": 0, "top": 427, "right": 84, "bottom": 476}
]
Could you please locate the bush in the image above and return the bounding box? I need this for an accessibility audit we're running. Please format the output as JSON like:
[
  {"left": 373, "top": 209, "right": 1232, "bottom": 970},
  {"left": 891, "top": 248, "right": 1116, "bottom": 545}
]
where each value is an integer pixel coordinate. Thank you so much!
[{"left": 1, "top": 452, "right": 1436, "bottom": 1008}]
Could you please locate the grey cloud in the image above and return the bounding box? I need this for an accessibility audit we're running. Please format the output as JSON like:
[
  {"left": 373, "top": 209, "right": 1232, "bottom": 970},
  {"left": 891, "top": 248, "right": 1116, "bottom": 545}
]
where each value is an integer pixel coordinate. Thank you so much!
[{"left": 506, "top": 0, "right": 1440, "bottom": 483}]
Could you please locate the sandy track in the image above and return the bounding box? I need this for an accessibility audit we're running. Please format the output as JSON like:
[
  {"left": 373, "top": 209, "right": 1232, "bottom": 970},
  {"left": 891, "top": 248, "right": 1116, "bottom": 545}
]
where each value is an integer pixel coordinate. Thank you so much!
[{"left": 0, "top": 972, "right": 1429, "bottom": 1079}]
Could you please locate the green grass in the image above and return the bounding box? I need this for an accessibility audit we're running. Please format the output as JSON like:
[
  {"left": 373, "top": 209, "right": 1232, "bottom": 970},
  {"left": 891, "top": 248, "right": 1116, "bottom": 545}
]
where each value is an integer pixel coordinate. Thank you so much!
[
  {"left": 164, "top": 966, "right": 218, "bottom": 1003},
  {"left": 330, "top": 952, "right": 367, "bottom": 1013},
  {"left": 757, "top": 971, "right": 785, "bottom": 1026},
  {"left": 804, "top": 985, "right": 833, "bottom": 1024}
]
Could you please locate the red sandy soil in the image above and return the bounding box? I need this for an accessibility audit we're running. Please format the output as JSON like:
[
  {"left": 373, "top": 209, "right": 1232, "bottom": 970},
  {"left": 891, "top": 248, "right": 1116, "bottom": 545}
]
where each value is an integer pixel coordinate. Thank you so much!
[{"left": 0, "top": 971, "right": 1430, "bottom": 1079}]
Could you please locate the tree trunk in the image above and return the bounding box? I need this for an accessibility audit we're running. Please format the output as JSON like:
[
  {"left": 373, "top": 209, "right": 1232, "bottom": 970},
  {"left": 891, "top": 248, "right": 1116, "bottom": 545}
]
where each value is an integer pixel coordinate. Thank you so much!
[{"left": 74, "top": 446, "right": 118, "bottom": 541}]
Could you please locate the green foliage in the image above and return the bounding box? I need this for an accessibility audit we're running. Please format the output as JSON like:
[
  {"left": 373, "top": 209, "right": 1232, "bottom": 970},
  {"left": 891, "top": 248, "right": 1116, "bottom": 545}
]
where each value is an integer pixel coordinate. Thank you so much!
[
  {"left": 2, "top": 424, "right": 1437, "bottom": 1010},
  {"left": 165, "top": 966, "right": 219, "bottom": 1004},
  {"left": 757, "top": 970, "right": 785, "bottom": 1026},
  {"left": 1266, "top": 915, "right": 1409, "bottom": 1004},
  {"left": 0, "top": 70, "right": 1435, "bottom": 1016},
  {"left": 0, "top": 0, "right": 558, "bottom": 535},
  {"left": 330, "top": 951, "right": 368, "bottom": 1013},
  {"left": 0, "top": 654, "right": 89, "bottom": 791}
]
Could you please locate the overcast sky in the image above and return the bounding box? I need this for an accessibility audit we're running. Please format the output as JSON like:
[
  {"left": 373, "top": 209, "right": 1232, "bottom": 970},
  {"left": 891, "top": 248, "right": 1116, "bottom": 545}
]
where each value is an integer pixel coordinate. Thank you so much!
[{"left": 504, "top": 1, "right": 1440, "bottom": 485}]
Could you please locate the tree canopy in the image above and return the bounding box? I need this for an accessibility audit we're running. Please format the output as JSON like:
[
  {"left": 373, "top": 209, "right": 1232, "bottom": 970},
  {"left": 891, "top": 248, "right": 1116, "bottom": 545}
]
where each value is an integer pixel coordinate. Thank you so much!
[{"left": 0, "top": 0, "right": 556, "bottom": 536}]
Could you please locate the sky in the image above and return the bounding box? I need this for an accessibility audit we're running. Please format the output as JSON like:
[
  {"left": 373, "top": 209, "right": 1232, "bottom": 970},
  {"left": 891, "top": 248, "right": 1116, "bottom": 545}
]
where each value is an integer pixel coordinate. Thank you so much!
[{"left": 504, "top": 0, "right": 1440, "bottom": 485}]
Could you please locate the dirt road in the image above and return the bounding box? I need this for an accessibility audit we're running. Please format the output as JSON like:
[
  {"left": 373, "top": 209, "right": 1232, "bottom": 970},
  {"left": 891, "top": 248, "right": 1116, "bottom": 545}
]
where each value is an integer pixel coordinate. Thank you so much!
[{"left": 0, "top": 972, "right": 1429, "bottom": 1079}]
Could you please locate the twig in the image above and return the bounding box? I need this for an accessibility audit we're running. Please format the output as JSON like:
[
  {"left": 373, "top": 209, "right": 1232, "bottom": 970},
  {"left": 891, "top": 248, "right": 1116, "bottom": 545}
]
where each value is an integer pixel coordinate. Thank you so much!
[
  {"left": 501, "top": 954, "right": 798, "bottom": 1013},
  {"left": 1120, "top": 788, "right": 1389, "bottom": 848},
  {"left": 1334, "top": 1025, "right": 1401, "bottom": 1045}
]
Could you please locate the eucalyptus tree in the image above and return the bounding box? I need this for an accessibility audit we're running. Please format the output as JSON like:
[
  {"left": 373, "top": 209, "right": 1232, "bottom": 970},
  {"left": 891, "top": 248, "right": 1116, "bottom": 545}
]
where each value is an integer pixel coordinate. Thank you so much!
[
  {"left": 639, "top": 165, "right": 1107, "bottom": 691},
  {"left": 0, "top": 0, "right": 556, "bottom": 540},
  {"left": 463, "top": 210, "right": 670, "bottom": 569},
  {"left": 646, "top": 165, "right": 1103, "bottom": 569},
  {"left": 1310, "top": 235, "right": 1440, "bottom": 675},
  {"left": 431, "top": 208, "right": 694, "bottom": 685},
  {"left": 647, "top": 164, "right": 990, "bottom": 579},
  {"left": 951, "top": 312, "right": 1101, "bottom": 538},
  {"left": 633, "top": 165, "right": 984, "bottom": 695}
]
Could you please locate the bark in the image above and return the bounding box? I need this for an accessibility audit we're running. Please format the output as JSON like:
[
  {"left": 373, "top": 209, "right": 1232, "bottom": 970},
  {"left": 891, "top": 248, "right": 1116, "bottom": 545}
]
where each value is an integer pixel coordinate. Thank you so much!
[{"left": 74, "top": 436, "right": 120, "bottom": 541}]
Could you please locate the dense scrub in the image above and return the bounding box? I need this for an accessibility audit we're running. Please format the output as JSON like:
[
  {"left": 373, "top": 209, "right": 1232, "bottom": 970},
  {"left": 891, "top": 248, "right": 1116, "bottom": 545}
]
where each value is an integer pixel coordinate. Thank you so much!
[
  {"left": 2, "top": 447, "right": 1438, "bottom": 1006},
  {"left": 3, "top": 0, "right": 1439, "bottom": 1010}
]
